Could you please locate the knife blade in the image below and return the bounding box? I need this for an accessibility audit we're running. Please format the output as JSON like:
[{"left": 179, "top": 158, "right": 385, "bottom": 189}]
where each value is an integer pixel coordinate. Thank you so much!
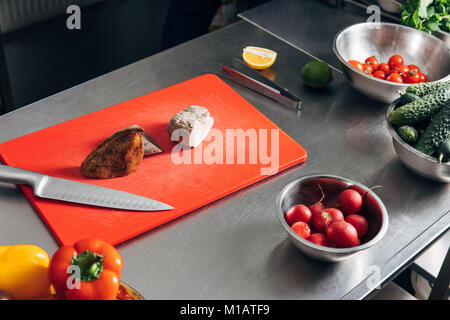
[
  {"left": 0, "top": 164, "right": 174, "bottom": 211},
  {"left": 219, "top": 58, "right": 301, "bottom": 110}
]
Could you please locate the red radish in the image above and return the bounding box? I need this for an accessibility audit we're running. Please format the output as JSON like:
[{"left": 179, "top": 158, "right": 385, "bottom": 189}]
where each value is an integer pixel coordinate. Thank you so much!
[
  {"left": 311, "top": 212, "right": 327, "bottom": 233},
  {"left": 307, "top": 233, "right": 332, "bottom": 247},
  {"left": 309, "top": 184, "right": 326, "bottom": 216},
  {"left": 291, "top": 222, "right": 311, "bottom": 239},
  {"left": 338, "top": 189, "right": 363, "bottom": 214},
  {"left": 285, "top": 204, "right": 312, "bottom": 226},
  {"left": 310, "top": 202, "right": 324, "bottom": 216},
  {"left": 311, "top": 208, "right": 344, "bottom": 233},
  {"left": 326, "top": 221, "right": 359, "bottom": 248},
  {"left": 324, "top": 208, "right": 345, "bottom": 228},
  {"left": 345, "top": 214, "right": 368, "bottom": 238}
]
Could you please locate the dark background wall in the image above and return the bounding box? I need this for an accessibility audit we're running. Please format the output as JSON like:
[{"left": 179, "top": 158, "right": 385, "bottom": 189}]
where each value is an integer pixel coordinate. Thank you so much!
[
  {"left": 0, "top": 0, "right": 270, "bottom": 114},
  {"left": 1, "top": 0, "right": 170, "bottom": 110}
]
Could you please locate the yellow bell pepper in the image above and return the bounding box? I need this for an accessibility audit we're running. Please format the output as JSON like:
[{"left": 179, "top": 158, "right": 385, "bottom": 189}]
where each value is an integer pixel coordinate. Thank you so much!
[{"left": 0, "top": 244, "right": 51, "bottom": 299}]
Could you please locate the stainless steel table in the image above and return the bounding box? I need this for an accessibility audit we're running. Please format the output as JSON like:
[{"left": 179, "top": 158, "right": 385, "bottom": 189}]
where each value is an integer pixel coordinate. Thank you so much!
[
  {"left": 238, "top": 0, "right": 395, "bottom": 70},
  {"left": 0, "top": 18, "right": 448, "bottom": 299}
]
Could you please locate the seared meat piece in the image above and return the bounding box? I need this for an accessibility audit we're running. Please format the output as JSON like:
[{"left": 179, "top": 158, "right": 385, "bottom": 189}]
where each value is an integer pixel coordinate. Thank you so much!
[{"left": 81, "top": 126, "right": 145, "bottom": 178}]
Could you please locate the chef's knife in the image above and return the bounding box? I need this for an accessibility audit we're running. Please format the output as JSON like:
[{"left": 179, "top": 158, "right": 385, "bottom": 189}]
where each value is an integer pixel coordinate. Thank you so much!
[
  {"left": 219, "top": 58, "right": 301, "bottom": 110},
  {"left": 231, "top": 57, "right": 301, "bottom": 102},
  {"left": 0, "top": 164, "right": 174, "bottom": 211}
]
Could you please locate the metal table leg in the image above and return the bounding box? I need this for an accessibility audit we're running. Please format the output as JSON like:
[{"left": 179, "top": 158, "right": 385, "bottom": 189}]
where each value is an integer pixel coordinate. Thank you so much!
[{"left": 429, "top": 246, "right": 450, "bottom": 300}]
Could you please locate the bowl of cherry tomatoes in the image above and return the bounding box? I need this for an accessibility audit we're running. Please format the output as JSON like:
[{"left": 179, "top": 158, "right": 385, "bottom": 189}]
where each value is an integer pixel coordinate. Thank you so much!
[
  {"left": 333, "top": 22, "right": 450, "bottom": 103},
  {"left": 276, "top": 174, "right": 389, "bottom": 262}
]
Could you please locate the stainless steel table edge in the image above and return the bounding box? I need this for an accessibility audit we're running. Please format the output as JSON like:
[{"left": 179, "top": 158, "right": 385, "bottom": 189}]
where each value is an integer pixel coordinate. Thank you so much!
[{"left": 343, "top": 210, "right": 450, "bottom": 300}]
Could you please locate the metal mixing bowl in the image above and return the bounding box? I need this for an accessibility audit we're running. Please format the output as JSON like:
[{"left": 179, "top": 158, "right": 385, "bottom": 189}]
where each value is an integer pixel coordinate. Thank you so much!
[
  {"left": 276, "top": 174, "right": 389, "bottom": 262},
  {"left": 386, "top": 100, "right": 450, "bottom": 183},
  {"left": 434, "top": 30, "right": 450, "bottom": 47},
  {"left": 333, "top": 22, "right": 450, "bottom": 103}
]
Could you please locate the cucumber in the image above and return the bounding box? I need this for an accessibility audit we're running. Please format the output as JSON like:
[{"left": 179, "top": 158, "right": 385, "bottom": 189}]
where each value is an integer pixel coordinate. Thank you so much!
[
  {"left": 437, "top": 137, "right": 450, "bottom": 163},
  {"left": 396, "top": 93, "right": 419, "bottom": 108},
  {"left": 406, "top": 81, "right": 450, "bottom": 97},
  {"left": 389, "top": 87, "right": 450, "bottom": 126},
  {"left": 415, "top": 105, "right": 450, "bottom": 156},
  {"left": 415, "top": 119, "right": 431, "bottom": 131},
  {"left": 397, "top": 125, "right": 419, "bottom": 145}
]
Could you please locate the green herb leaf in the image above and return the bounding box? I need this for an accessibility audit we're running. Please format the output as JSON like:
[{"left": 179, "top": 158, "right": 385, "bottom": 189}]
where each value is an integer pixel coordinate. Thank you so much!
[
  {"left": 401, "top": 0, "right": 450, "bottom": 33},
  {"left": 412, "top": 9, "right": 421, "bottom": 27},
  {"left": 424, "top": 20, "right": 441, "bottom": 31},
  {"left": 427, "top": 5, "right": 436, "bottom": 17},
  {"left": 442, "top": 18, "right": 450, "bottom": 31},
  {"left": 418, "top": 0, "right": 434, "bottom": 18},
  {"left": 436, "top": 3, "right": 446, "bottom": 14}
]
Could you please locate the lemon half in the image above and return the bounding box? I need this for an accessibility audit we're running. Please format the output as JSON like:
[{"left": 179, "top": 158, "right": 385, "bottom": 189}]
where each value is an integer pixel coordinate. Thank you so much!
[{"left": 242, "top": 46, "right": 277, "bottom": 70}]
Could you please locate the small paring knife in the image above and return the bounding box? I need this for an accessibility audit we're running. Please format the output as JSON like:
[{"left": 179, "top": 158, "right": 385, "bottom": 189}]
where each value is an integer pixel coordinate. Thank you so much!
[
  {"left": 0, "top": 164, "right": 174, "bottom": 211},
  {"left": 219, "top": 58, "right": 302, "bottom": 110}
]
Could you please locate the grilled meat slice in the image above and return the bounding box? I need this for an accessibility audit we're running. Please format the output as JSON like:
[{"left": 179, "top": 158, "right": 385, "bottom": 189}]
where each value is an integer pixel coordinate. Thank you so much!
[{"left": 81, "top": 126, "right": 145, "bottom": 178}]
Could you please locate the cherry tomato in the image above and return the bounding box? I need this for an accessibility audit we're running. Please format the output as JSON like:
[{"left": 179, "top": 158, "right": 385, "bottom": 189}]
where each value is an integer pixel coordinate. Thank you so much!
[
  {"left": 338, "top": 189, "right": 363, "bottom": 214},
  {"left": 386, "top": 73, "right": 404, "bottom": 83},
  {"left": 392, "top": 64, "right": 409, "bottom": 76},
  {"left": 348, "top": 60, "right": 364, "bottom": 72},
  {"left": 377, "top": 63, "right": 390, "bottom": 74},
  {"left": 365, "top": 56, "right": 379, "bottom": 71},
  {"left": 307, "top": 233, "right": 332, "bottom": 247},
  {"left": 326, "top": 221, "right": 360, "bottom": 248},
  {"left": 408, "top": 64, "right": 420, "bottom": 74},
  {"left": 291, "top": 221, "right": 311, "bottom": 239},
  {"left": 388, "top": 69, "right": 400, "bottom": 75},
  {"left": 388, "top": 55, "right": 404, "bottom": 68},
  {"left": 404, "top": 72, "right": 421, "bottom": 84},
  {"left": 312, "top": 208, "right": 344, "bottom": 233},
  {"left": 345, "top": 214, "right": 368, "bottom": 238},
  {"left": 372, "top": 70, "right": 386, "bottom": 80},
  {"left": 418, "top": 73, "right": 428, "bottom": 83},
  {"left": 363, "top": 63, "right": 373, "bottom": 74},
  {"left": 285, "top": 204, "right": 312, "bottom": 226}
]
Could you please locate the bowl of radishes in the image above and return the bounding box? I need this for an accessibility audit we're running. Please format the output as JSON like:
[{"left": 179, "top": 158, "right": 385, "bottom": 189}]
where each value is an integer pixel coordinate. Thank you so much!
[{"left": 276, "top": 174, "right": 388, "bottom": 262}]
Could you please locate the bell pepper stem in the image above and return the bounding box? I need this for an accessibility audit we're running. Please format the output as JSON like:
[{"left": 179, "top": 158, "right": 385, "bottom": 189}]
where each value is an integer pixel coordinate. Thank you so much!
[{"left": 71, "top": 250, "right": 104, "bottom": 282}]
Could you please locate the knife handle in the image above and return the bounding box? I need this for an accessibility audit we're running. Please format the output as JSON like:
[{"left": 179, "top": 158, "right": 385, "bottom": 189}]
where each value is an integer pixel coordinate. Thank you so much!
[
  {"left": 220, "top": 65, "right": 300, "bottom": 110},
  {"left": 0, "top": 165, "right": 45, "bottom": 188}
]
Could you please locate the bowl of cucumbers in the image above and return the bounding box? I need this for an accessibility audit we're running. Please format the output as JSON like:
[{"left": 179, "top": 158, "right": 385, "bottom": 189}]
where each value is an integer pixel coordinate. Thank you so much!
[{"left": 386, "top": 80, "right": 450, "bottom": 183}]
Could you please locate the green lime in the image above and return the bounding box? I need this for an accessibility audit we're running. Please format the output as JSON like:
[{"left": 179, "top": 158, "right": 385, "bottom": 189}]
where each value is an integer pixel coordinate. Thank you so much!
[{"left": 300, "top": 60, "right": 332, "bottom": 88}]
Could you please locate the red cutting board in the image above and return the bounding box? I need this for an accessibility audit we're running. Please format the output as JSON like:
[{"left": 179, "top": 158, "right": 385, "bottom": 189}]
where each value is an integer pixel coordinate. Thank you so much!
[{"left": 0, "top": 74, "right": 306, "bottom": 246}]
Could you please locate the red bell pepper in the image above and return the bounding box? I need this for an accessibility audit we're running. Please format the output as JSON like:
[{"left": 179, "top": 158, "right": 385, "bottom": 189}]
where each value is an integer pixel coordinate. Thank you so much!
[{"left": 49, "top": 238, "right": 123, "bottom": 300}]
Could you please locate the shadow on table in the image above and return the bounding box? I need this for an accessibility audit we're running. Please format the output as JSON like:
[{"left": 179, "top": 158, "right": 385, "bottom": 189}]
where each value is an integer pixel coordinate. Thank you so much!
[
  {"left": 263, "top": 237, "right": 338, "bottom": 298},
  {"left": 118, "top": 160, "right": 308, "bottom": 248},
  {"left": 368, "top": 158, "right": 449, "bottom": 214}
]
